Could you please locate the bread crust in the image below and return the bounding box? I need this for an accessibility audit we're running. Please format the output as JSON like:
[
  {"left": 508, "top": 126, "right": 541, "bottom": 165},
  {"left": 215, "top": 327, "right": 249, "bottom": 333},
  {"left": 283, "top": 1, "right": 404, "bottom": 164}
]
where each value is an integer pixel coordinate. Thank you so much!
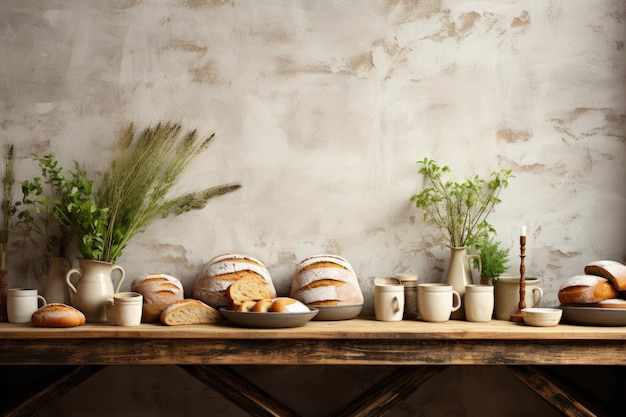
[
  {"left": 270, "top": 297, "right": 310, "bottom": 313},
  {"left": 160, "top": 299, "right": 222, "bottom": 325},
  {"left": 31, "top": 303, "right": 86, "bottom": 328}
]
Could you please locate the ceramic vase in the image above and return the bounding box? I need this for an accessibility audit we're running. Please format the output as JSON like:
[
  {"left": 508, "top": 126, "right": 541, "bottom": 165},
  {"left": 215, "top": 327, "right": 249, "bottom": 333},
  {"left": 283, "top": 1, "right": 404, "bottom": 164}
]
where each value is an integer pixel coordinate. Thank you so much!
[
  {"left": 66, "top": 259, "right": 125, "bottom": 322},
  {"left": 36, "top": 256, "right": 71, "bottom": 304},
  {"left": 444, "top": 246, "right": 481, "bottom": 320}
]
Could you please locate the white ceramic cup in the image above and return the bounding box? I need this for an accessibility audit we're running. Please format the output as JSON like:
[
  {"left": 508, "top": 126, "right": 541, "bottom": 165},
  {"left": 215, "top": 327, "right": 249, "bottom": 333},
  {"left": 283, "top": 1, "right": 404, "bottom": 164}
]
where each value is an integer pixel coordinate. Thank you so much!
[
  {"left": 7, "top": 288, "right": 47, "bottom": 324},
  {"left": 114, "top": 292, "right": 143, "bottom": 326},
  {"left": 464, "top": 284, "right": 494, "bottom": 322},
  {"left": 417, "top": 283, "right": 461, "bottom": 323},
  {"left": 374, "top": 277, "right": 404, "bottom": 321},
  {"left": 494, "top": 277, "right": 543, "bottom": 320}
]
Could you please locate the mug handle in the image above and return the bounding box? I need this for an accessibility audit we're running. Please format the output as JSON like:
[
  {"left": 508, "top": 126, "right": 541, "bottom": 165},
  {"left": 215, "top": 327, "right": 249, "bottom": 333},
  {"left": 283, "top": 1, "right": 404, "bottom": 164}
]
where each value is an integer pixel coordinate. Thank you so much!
[
  {"left": 392, "top": 296, "right": 400, "bottom": 313},
  {"left": 37, "top": 295, "right": 47, "bottom": 307},
  {"left": 532, "top": 288, "right": 543, "bottom": 308},
  {"left": 111, "top": 265, "right": 126, "bottom": 293},
  {"left": 451, "top": 291, "right": 462, "bottom": 312}
]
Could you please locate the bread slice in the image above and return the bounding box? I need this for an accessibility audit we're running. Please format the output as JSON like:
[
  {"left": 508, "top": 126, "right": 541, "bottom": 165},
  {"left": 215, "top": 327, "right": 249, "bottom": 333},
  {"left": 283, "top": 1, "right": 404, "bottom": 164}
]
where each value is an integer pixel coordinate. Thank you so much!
[
  {"left": 235, "top": 300, "right": 258, "bottom": 312},
  {"left": 227, "top": 276, "right": 272, "bottom": 307},
  {"left": 160, "top": 299, "right": 222, "bottom": 325}
]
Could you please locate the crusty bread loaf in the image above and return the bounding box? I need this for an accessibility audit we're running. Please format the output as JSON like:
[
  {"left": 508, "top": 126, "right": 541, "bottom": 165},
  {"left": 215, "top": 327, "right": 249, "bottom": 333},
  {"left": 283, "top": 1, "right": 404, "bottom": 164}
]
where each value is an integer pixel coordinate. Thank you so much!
[
  {"left": 193, "top": 253, "right": 277, "bottom": 308},
  {"left": 290, "top": 255, "right": 363, "bottom": 306},
  {"left": 584, "top": 260, "right": 626, "bottom": 291},
  {"left": 227, "top": 276, "right": 271, "bottom": 307},
  {"left": 558, "top": 275, "right": 619, "bottom": 305},
  {"left": 251, "top": 298, "right": 274, "bottom": 312},
  {"left": 131, "top": 273, "right": 184, "bottom": 305},
  {"left": 270, "top": 297, "right": 310, "bottom": 313},
  {"left": 160, "top": 299, "right": 222, "bottom": 325},
  {"left": 32, "top": 303, "right": 86, "bottom": 328}
]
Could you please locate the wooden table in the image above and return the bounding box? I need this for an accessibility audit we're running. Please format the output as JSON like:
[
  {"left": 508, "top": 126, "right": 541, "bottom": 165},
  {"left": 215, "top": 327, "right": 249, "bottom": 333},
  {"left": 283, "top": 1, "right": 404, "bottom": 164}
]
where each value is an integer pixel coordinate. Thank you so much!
[{"left": 1, "top": 319, "right": 625, "bottom": 416}]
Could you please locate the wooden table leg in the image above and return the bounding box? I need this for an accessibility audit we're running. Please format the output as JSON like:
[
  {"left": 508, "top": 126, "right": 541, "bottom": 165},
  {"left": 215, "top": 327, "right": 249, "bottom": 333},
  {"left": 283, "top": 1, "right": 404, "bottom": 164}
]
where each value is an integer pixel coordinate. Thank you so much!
[
  {"left": 507, "top": 365, "right": 599, "bottom": 417},
  {"left": 1, "top": 365, "right": 105, "bottom": 417},
  {"left": 335, "top": 366, "right": 446, "bottom": 417},
  {"left": 180, "top": 365, "right": 303, "bottom": 417}
]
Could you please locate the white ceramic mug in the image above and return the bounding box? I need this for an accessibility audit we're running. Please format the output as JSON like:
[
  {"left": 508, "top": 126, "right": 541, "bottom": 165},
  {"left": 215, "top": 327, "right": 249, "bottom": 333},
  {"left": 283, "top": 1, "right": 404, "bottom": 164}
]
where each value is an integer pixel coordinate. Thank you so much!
[
  {"left": 7, "top": 288, "right": 47, "bottom": 324},
  {"left": 374, "top": 277, "right": 404, "bottom": 321},
  {"left": 417, "top": 283, "right": 461, "bottom": 323},
  {"left": 494, "top": 277, "right": 543, "bottom": 320},
  {"left": 114, "top": 292, "right": 143, "bottom": 326},
  {"left": 464, "top": 284, "right": 494, "bottom": 322}
]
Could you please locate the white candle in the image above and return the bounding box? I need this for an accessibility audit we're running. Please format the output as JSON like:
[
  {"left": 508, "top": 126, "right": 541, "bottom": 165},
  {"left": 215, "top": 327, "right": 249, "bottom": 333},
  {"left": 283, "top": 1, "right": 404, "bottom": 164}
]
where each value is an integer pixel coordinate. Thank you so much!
[{"left": 520, "top": 225, "right": 526, "bottom": 237}]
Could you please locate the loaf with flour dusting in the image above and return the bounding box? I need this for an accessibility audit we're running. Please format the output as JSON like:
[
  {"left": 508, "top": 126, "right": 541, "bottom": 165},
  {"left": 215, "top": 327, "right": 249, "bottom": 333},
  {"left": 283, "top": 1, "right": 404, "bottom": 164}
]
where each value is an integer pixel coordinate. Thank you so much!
[
  {"left": 32, "top": 303, "right": 86, "bottom": 328},
  {"left": 193, "top": 253, "right": 277, "bottom": 308},
  {"left": 131, "top": 273, "right": 184, "bottom": 304},
  {"left": 290, "top": 255, "right": 363, "bottom": 306},
  {"left": 584, "top": 260, "right": 626, "bottom": 291},
  {"left": 558, "top": 275, "right": 619, "bottom": 305}
]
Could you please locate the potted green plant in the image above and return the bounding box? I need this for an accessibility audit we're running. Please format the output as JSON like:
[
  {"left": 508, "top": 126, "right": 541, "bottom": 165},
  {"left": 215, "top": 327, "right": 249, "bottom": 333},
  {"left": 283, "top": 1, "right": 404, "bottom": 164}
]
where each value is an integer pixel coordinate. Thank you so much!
[
  {"left": 470, "top": 234, "right": 510, "bottom": 285},
  {"left": 18, "top": 122, "right": 242, "bottom": 321},
  {"left": 410, "top": 157, "right": 513, "bottom": 319}
]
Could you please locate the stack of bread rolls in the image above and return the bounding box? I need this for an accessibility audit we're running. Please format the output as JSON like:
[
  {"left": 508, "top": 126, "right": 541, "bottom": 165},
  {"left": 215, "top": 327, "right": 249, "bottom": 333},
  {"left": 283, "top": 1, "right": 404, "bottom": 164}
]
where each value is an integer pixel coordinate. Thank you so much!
[{"left": 558, "top": 260, "right": 626, "bottom": 308}]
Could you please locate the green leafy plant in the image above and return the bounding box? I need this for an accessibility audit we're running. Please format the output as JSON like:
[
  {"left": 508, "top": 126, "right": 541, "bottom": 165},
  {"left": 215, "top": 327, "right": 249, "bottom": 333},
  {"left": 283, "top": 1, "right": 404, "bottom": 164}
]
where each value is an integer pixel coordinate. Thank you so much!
[
  {"left": 1, "top": 144, "right": 16, "bottom": 269},
  {"left": 410, "top": 157, "right": 514, "bottom": 248},
  {"left": 17, "top": 122, "right": 242, "bottom": 263},
  {"left": 470, "top": 234, "right": 510, "bottom": 283}
]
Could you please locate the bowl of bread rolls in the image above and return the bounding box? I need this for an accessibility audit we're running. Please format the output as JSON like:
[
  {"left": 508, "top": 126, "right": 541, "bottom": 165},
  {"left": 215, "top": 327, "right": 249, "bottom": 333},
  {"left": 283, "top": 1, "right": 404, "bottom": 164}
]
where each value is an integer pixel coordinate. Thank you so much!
[{"left": 219, "top": 276, "right": 318, "bottom": 328}]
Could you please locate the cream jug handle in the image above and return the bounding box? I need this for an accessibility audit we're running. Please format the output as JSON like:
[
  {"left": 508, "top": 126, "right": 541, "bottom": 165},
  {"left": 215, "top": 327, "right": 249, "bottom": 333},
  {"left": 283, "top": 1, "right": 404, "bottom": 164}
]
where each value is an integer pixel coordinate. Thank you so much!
[
  {"left": 466, "top": 254, "right": 482, "bottom": 283},
  {"left": 65, "top": 268, "right": 80, "bottom": 295},
  {"left": 111, "top": 265, "right": 125, "bottom": 293}
]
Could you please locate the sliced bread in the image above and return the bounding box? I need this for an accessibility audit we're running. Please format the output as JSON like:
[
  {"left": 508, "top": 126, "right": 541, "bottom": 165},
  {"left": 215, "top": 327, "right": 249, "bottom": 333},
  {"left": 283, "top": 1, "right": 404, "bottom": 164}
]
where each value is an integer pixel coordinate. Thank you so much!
[
  {"left": 227, "top": 276, "right": 272, "bottom": 307},
  {"left": 160, "top": 299, "right": 222, "bottom": 325}
]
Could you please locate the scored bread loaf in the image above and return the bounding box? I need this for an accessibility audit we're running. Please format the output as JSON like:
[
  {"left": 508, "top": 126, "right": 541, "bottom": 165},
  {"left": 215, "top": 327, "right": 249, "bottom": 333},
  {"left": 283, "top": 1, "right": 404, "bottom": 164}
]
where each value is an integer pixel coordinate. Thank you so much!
[
  {"left": 31, "top": 303, "right": 86, "bottom": 328},
  {"left": 558, "top": 275, "right": 619, "bottom": 305},
  {"left": 290, "top": 255, "right": 363, "bottom": 306},
  {"left": 270, "top": 297, "right": 310, "bottom": 313},
  {"left": 160, "top": 299, "right": 222, "bottom": 325},
  {"left": 584, "top": 260, "right": 626, "bottom": 291},
  {"left": 193, "top": 253, "right": 277, "bottom": 308},
  {"left": 227, "top": 276, "right": 272, "bottom": 307},
  {"left": 130, "top": 273, "right": 184, "bottom": 304}
]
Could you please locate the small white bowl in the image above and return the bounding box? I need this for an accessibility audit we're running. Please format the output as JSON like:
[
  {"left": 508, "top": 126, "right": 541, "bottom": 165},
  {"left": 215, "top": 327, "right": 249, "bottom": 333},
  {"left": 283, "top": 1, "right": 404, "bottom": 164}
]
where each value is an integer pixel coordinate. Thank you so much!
[{"left": 521, "top": 308, "right": 563, "bottom": 327}]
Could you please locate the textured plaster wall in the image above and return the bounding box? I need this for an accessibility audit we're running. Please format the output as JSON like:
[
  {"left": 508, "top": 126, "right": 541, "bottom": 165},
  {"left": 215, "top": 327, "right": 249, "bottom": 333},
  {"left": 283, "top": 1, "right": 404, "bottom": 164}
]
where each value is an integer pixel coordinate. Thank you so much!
[{"left": 1, "top": 1, "right": 625, "bottom": 416}]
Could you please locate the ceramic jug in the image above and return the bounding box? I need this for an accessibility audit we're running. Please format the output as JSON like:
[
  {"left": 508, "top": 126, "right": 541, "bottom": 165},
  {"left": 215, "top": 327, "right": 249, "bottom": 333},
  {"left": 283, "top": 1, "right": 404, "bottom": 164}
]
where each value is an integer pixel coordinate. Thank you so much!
[
  {"left": 444, "top": 246, "right": 481, "bottom": 320},
  {"left": 36, "top": 256, "right": 71, "bottom": 304},
  {"left": 66, "top": 259, "right": 125, "bottom": 322}
]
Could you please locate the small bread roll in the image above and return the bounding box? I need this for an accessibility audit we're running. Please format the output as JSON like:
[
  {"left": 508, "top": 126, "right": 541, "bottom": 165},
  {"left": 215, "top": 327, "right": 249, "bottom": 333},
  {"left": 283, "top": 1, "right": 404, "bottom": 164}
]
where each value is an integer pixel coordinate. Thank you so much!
[
  {"left": 270, "top": 297, "right": 310, "bottom": 313},
  {"left": 32, "top": 304, "right": 86, "bottom": 328},
  {"left": 251, "top": 299, "right": 274, "bottom": 312},
  {"left": 235, "top": 300, "right": 257, "bottom": 312},
  {"left": 558, "top": 275, "right": 619, "bottom": 304}
]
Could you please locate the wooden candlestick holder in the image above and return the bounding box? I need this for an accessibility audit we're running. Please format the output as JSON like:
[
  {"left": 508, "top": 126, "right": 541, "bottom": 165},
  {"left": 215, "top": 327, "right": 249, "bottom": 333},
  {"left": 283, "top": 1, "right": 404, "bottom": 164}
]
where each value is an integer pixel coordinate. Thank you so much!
[{"left": 510, "top": 235, "right": 526, "bottom": 323}]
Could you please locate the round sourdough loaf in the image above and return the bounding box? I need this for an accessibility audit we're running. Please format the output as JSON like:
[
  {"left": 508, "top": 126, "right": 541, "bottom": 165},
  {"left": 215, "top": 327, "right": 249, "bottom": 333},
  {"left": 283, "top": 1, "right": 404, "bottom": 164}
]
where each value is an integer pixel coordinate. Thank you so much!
[
  {"left": 31, "top": 303, "right": 86, "bottom": 328},
  {"left": 130, "top": 273, "right": 184, "bottom": 304},
  {"left": 290, "top": 254, "right": 363, "bottom": 306},
  {"left": 193, "top": 253, "right": 277, "bottom": 308}
]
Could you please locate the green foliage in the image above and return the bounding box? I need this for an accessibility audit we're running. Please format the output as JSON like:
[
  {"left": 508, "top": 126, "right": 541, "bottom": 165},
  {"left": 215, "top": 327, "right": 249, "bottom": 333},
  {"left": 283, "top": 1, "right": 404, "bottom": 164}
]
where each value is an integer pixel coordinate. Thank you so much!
[
  {"left": 1, "top": 144, "right": 15, "bottom": 249},
  {"left": 17, "top": 122, "right": 242, "bottom": 263},
  {"left": 471, "top": 235, "right": 510, "bottom": 281},
  {"left": 410, "top": 157, "right": 514, "bottom": 248}
]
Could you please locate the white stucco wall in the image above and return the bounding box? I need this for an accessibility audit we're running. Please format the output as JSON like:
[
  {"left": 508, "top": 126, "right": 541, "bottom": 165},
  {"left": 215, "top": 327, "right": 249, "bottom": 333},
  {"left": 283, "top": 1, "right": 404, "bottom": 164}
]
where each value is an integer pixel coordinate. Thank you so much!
[{"left": 1, "top": 1, "right": 624, "bottom": 416}]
